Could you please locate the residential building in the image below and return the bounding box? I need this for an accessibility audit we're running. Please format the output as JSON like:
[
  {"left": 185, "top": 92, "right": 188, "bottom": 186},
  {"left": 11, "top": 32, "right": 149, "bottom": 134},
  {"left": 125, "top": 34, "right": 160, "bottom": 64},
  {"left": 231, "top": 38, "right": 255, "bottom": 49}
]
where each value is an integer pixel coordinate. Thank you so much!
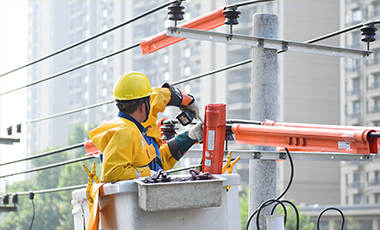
[{"left": 26, "top": 0, "right": 343, "bottom": 207}]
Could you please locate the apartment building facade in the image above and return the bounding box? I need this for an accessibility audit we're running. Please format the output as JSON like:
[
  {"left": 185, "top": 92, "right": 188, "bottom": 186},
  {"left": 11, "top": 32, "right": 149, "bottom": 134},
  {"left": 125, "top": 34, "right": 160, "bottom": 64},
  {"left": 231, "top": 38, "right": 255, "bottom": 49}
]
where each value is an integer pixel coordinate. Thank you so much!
[{"left": 26, "top": 0, "right": 344, "bottom": 207}]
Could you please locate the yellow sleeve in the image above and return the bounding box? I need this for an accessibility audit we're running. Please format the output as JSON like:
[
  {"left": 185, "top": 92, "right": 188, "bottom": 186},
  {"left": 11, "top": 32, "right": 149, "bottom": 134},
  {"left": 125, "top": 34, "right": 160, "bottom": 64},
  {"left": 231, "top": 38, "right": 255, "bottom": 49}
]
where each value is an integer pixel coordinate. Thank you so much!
[
  {"left": 159, "top": 143, "right": 178, "bottom": 170},
  {"left": 142, "top": 87, "right": 171, "bottom": 145},
  {"left": 96, "top": 129, "right": 151, "bottom": 183}
]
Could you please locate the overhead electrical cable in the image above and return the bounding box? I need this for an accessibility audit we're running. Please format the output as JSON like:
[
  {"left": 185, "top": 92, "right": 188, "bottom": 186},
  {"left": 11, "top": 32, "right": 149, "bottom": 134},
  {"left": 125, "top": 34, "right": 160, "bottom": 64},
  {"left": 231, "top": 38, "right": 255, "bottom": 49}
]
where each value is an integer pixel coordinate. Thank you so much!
[
  {"left": 26, "top": 100, "right": 114, "bottom": 125},
  {"left": 0, "top": 142, "right": 85, "bottom": 167},
  {"left": 0, "top": 1, "right": 172, "bottom": 78},
  {"left": 0, "top": 43, "right": 140, "bottom": 96},
  {"left": 0, "top": 156, "right": 94, "bottom": 179}
]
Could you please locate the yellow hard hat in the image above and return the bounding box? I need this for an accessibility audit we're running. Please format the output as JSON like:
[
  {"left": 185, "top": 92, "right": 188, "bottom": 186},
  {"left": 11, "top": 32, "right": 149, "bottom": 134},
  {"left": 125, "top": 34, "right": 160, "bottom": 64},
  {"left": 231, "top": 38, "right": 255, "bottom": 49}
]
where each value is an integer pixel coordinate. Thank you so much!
[{"left": 112, "top": 71, "right": 154, "bottom": 100}]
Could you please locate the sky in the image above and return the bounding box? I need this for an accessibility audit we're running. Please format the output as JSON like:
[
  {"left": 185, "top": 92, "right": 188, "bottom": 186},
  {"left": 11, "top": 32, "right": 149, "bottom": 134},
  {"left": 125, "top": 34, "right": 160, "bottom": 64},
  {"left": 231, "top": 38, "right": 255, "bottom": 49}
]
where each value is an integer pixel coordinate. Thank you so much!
[{"left": 0, "top": 0, "right": 29, "bottom": 189}]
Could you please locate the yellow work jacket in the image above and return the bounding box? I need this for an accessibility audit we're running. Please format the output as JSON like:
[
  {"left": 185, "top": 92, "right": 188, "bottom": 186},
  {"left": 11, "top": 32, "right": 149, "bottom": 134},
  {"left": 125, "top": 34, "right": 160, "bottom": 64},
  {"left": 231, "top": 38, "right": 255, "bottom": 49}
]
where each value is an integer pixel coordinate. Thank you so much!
[{"left": 89, "top": 88, "right": 177, "bottom": 183}]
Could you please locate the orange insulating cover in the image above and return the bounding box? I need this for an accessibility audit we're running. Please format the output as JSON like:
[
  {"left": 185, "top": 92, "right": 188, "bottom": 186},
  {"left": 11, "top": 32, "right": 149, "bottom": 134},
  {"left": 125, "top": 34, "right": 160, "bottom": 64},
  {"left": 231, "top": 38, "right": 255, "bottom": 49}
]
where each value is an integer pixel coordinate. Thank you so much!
[
  {"left": 202, "top": 104, "right": 226, "bottom": 174},
  {"left": 232, "top": 124, "right": 378, "bottom": 154},
  {"left": 140, "top": 7, "right": 226, "bottom": 55},
  {"left": 262, "top": 119, "right": 380, "bottom": 153},
  {"left": 84, "top": 140, "right": 100, "bottom": 156}
]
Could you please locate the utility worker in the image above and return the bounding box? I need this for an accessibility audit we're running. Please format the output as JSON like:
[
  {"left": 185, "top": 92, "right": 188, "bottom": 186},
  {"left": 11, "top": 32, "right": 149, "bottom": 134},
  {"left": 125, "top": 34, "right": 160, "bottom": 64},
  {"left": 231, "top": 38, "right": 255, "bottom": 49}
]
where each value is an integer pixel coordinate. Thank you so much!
[{"left": 89, "top": 71, "right": 203, "bottom": 183}]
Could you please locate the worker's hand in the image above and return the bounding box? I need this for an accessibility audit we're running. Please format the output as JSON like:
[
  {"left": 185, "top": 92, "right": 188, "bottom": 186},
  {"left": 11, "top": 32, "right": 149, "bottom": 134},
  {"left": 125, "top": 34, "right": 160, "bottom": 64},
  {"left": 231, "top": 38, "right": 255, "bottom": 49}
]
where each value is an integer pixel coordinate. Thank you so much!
[
  {"left": 188, "top": 122, "right": 203, "bottom": 143},
  {"left": 181, "top": 102, "right": 199, "bottom": 119}
]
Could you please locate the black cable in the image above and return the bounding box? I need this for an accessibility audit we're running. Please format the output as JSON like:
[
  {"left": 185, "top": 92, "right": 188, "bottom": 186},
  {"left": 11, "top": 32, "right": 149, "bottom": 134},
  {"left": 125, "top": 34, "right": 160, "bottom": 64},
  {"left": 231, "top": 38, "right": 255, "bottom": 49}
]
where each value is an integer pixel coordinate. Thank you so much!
[
  {"left": 270, "top": 199, "right": 300, "bottom": 230},
  {"left": 232, "top": 0, "right": 274, "bottom": 8},
  {"left": 317, "top": 207, "right": 345, "bottom": 230},
  {"left": 0, "top": 156, "right": 94, "bottom": 179},
  {"left": 28, "top": 192, "right": 35, "bottom": 230},
  {"left": 171, "top": 59, "right": 252, "bottom": 86},
  {"left": 0, "top": 1, "right": 172, "bottom": 78},
  {"left": 0, "top": 142, "right": 85, "bottom": 167},
  {"left": 256, "top": 199, "right": 287, "bottom": 230},
  {"left": 245, "top": 148, "right": 294, "bottom": 230},
  {"left": 0, "top": 43, "right": 139, "bottom": 96},
  {"left": 1, "top": 184, "right": 87, "bottom": 198}
]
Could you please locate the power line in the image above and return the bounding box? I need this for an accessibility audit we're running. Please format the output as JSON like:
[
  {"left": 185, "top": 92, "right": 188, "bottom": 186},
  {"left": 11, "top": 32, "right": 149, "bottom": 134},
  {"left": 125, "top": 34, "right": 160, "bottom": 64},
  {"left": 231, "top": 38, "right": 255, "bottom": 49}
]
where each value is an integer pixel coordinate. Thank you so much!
[
  {"left": 0, "top": 43, "right": 140, "bottom": 96},
  {"left": 0, "top": 1, "right": 171, "bottom": 78},
  {"left": 0, "top": 142, "right": 85, "bottom": 167},
  {"left": 0, "top": 156, "right": 95, "bottom": 179},
  {"left": 26, "top": 100, "right": 114, "bottom": 125}
]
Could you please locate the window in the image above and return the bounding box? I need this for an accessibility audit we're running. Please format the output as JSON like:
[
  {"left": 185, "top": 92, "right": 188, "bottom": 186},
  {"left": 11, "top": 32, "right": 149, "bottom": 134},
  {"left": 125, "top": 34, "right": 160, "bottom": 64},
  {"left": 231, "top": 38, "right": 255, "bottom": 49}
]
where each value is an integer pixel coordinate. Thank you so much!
[
  {"left": 375, "top": 193, "right": 380, "bottom": 203},
  {"left": 184, "top": 66, "right": 190, "bottom": 76},
  {"left": 353, "top": 9, "right": 362, "bottom": 22},
  {"left": 354, "top": 194, "right": 361, "bottom": 204},
  {"left": 352, "top": 77, "right": 360, "bottom": 93},
  {"left": 353, "top": 101, "right": 361, "bottom": 114},
  {"left": 102, "top": 40, "right": 108, "bottom": 49},
  {"left": 164, "top": 71, "right": 169, "bottom": 81},
  {"left": 184, "top": 47, "right": 191, "bottom": 58}
]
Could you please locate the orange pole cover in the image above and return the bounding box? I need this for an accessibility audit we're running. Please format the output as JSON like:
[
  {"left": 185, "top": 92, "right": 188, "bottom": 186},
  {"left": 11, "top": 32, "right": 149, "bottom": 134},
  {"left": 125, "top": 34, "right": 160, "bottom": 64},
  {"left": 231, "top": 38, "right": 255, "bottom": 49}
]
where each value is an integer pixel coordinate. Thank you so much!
[
  {"left": 232, "top": 124, "right": 378, "bottom": 154},
  {"left": 262, "top": 119, "right": 380, "bottom": 152},
  {"left": 140, "top": 7, "right": 226, "bottom": 55}
]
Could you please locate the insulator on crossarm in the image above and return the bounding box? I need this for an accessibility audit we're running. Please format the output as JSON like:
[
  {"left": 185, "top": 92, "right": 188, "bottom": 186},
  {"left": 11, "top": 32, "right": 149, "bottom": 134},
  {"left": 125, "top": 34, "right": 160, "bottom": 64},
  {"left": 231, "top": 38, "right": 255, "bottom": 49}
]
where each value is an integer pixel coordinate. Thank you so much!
[
  {"left": 168, "top": 0, "right": 185, "bottom": 27},
  {"left": 223, "top": 5, "right": 241, "bottom": 34},
  {"left": 223, "top": 5, "right": 241, "bottom": 26},
  {"left": 361, "top": 22, "right": 377, "bottom": 51},
  {"left": 2, "top": 195, "right": 9, "bottom": 205}
]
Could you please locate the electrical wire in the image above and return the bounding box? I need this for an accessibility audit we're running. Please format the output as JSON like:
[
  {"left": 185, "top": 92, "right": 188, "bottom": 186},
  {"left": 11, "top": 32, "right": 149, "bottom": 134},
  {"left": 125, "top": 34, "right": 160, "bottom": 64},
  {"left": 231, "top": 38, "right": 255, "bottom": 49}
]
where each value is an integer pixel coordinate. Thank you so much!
[
  {"left": 28, "top": 192, "right": 35, "bottom": 230},
  {"left": 0, "top": 43, "right": 140, "bottom": 96},
  {"left": 270, "top": 199, "right": 300, "bottom": 230},
  {"left": 0, "top": 156, "right": 94, "bottom": 179},
  {"left": 316, "top": 207, "right": 345, "bottom": 230},
  {"left": 256, "top": 199, "right": 287, "bottom": 230},
  {"left": 29, "top": 199, "right": 35, "bottom": 230},
  {"left": 245, "top": 148, "right": 294, "bottom": 230},
  {"left": 232, "top": 0, "right": 274, "bottom": 8},
  {"left": 0, "top": 142, "right": 85, "bottom": 167},
  {"left": 4, "top": 18, "right": 375, "bottom": 131},
  {"left": 0, "top": 1, "right": 172, "bottom": 78}
]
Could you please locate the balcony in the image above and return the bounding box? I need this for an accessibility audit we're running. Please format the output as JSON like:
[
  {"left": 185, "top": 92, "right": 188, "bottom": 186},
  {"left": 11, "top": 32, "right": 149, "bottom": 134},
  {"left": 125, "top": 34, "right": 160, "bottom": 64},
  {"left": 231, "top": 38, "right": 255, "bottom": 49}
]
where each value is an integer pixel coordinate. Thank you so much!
[
  {"left": 368, "top": 82, "right": 380, "bottom": 91},
  {"left": 369, "top": 179, "right": 380, "bottom": 187},
  {"left": 369, "top": 106, "right": 380, "bottom": 114},
  {"left": 348, "top": 89, "right": 361, "bottom": 96}
]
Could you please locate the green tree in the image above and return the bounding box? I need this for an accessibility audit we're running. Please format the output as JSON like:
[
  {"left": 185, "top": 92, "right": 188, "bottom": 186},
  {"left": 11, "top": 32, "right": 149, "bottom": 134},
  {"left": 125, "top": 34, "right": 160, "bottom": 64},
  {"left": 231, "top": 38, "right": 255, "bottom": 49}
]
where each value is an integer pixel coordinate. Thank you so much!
[{"left": 0, "top": 123, "right": 98, "bottom": 230}]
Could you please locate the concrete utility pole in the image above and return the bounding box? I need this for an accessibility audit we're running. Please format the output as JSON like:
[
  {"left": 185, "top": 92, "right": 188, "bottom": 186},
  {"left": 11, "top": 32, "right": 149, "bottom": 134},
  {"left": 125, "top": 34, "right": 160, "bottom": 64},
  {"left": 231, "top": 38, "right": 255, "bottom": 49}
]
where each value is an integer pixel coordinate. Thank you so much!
[{"left": 249, "top": 13, "right": 278, "bottom": 230}]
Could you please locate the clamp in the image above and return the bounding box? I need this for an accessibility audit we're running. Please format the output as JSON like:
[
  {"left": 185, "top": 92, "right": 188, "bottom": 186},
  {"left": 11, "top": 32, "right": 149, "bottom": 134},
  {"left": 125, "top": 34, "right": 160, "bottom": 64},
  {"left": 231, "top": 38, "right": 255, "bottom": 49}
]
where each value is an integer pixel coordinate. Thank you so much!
[
  {"left": 83, "top": 162, "right": 100, "bottom": 203},
  {"left": 222, "top": 151, "right": 240, "bottom": 190}
]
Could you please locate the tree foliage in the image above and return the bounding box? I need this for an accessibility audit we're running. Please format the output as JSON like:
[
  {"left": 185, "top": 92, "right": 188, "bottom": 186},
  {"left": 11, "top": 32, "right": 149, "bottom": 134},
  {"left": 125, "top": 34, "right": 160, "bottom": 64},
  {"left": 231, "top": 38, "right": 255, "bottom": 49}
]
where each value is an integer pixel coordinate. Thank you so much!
[{"left": 0, "top": 123, "right": 99, "bottom": 230}]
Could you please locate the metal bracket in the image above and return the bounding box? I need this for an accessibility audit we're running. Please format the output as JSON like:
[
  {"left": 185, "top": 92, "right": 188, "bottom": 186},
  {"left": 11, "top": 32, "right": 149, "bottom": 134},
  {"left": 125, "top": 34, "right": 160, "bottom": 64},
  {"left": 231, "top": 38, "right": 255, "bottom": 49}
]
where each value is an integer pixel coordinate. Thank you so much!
[
  {"left": 167, "top": 27, "right": 372, "bottom": 60},
  {"left": 0, "top": 138, "right": 20, "bottom": 145},
  {"left": 184, "top": 149, "right": 374, "bottom": 162}
]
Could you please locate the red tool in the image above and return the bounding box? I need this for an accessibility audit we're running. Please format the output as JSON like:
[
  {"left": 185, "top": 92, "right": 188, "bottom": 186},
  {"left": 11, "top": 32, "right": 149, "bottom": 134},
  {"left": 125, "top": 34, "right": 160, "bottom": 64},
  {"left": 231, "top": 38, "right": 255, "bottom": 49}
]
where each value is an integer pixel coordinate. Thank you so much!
[{"left": 202, "top": 104, "right": 226, "bottom": 174}]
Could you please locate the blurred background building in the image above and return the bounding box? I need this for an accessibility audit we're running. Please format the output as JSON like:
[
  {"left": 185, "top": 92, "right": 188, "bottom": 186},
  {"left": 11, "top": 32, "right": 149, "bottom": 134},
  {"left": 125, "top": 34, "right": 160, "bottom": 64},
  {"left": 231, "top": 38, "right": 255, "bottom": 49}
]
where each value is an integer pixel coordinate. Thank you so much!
[{"left": 24, "top": 1, "right": 380, "bottom": 228}]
